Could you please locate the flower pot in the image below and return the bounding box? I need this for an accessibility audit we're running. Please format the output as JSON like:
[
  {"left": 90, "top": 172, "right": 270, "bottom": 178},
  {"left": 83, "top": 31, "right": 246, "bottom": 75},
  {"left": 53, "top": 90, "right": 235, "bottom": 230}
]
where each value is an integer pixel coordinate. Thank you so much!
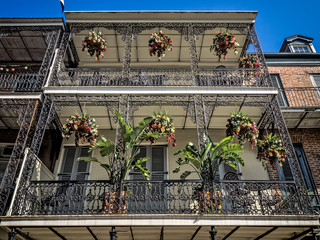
[
  {"left": 239, "top": 122, "right": 251, "bottom": 134},
  {"left": 218, "top": 41, "right": 228, "bottom": 50},
  {"left": 89, "top": 39, "right": 102, "bottom": 50},
  {"left": 104, "top": 191, "right": 127, "bottom": 214},
  {"left": 194, "top": 190, "right": 222, "bottom": 213},
  {"left": 71, "top": 123, "right": 89, "bottom": 134}
]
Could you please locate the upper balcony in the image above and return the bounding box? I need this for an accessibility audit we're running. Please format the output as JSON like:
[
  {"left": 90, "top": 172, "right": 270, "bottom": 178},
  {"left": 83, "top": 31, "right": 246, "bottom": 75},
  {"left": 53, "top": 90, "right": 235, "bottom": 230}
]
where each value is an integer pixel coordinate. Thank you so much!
[
  {"left": 0, "top": 19, "right": 64, "bottom": 92},
  {"left": 46, "top": 11, "right": 273, "bottom": 90}
]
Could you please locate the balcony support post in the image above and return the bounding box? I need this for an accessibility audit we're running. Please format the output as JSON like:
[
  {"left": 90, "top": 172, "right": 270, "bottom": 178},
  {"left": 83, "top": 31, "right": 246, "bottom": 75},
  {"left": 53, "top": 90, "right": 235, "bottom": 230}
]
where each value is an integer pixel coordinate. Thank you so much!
[
  {"left": 269, "top": 97, "right": 311, "bottom": 213},
  {"left": 193, "top": 95, "right": 208, "bottom": 149},
  {"left": 8, "top": 228, "right": 16, "bottom": 240},
  {"left": 112, "top": 95, "right": 130, "bottom": 187},
  {"left": 8, "top": 96, "right": 54, "bottom": 215},
  {"left": 209, "top": 226, "right": 217, "bottom": 240},
  {"left": 187, "top": 24, "right": 199, "bottom": 85},
  {"left": 122, "top": 25, "right": 133, "bottom": 84},
  {"left": 46, "top": 31, "right": 71, "bottom": 87},
  {"left": 0, "top": 100, "right": 39, "bottom": 216},
  {"left": 37, "top": 29, "right": 62, "bottom": 90},
  {"left": 110, "top": 227, "right": 117, "bottom": 240},
  {"left": 249, "top": 25, "right": 272, "bottom": 87}
]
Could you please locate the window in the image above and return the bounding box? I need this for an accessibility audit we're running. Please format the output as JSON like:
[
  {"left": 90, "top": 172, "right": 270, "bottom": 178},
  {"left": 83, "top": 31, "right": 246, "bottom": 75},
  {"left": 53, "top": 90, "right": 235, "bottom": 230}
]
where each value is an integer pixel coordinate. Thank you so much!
[
  {"left": 221, "top": 162, "right": 242, "bottom": 180},
  {"left": 310, "top": 74, "right": 320, "bottom": 87},
  {"left": 59, "top": 146, "right": 91, "bottom": 181},
  {"left": 270, "top": 74, "right": 288, "bottom": 106},
  {"left": 310, "top": 74, "right": 320, "bottom": 99},
  {"left": 292, "top": 45, "right": 311, "bottom": 53},
  {"left": 131, "top": 145, "right": 167, "bottom": 181},
  {"left": 279, "top": 143, "right": 317, "bottom": 194}
]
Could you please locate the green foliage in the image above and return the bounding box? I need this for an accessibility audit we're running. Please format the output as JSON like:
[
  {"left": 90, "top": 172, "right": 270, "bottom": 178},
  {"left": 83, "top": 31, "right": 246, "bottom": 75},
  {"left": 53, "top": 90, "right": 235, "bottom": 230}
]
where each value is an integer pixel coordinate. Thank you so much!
[
  {"left": 173, "top": 136, "right": 244, "bottom": 183},
  {"left": 78, "top": 110, "right": 159, "bottom": 183}
]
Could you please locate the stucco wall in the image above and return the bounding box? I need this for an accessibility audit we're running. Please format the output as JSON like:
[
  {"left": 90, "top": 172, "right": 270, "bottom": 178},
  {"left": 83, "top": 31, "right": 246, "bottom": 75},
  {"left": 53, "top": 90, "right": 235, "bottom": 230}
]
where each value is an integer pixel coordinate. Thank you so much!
[{"left": 55, "top": 129, "right": 269, "bottom": 181}]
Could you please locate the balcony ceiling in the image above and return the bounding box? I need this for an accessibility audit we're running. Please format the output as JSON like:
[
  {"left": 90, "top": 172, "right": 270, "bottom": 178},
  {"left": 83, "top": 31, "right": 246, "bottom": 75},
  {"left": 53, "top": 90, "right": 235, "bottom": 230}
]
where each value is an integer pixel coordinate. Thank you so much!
[
  {"left": 0, "top": 31, "right": 47, "bottom": 65},
  {"left": 67, "top": 11, "right": 257, "bottom": 68},
  {"left": 282, "top": 109, "right": 320, "bottom": 128},
  {"left": 65, "top": 11, "right": 257, "bottom": 22},
  {"left": 73, "top": 28, "right": 248, "bottom": 68},
  {"left": 0, "top": 108, "right": 19, "bottom": 129},
  {"left": 5, "top": 225, "right": 315, "bottom": 240},
  {"left": 57, "top": 102, "right": 263, "bottom": 130}
]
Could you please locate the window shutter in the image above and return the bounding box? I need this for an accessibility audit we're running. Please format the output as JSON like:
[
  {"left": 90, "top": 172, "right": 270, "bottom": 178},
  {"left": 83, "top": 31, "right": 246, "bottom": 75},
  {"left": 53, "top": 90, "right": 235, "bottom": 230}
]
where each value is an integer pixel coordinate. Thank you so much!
[{"left": 151, "top": 146, "right": 165, "bottom": 181}]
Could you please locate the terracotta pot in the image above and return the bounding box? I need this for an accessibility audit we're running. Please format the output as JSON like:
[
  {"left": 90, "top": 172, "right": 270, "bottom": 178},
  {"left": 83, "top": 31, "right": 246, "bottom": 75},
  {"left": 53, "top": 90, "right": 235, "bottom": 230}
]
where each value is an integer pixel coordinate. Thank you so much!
[
  {"left": 195, "top": 190, "right": 222, "bottom": 212},
  {"left": 104, "top": 191, "right": 127, "bottom": 214}
]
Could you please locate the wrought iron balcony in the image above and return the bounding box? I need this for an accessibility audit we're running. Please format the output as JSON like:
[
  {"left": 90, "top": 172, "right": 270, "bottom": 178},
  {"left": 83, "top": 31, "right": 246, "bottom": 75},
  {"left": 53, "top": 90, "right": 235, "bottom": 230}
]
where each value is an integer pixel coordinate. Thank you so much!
[
  {"left": 278, "top": 87, "right": 320, "bottom": 108},
  {"left": 11, "top": 179, "right": 312, "bottom": 216},
  {"left": 0, "top": 72, "right": 41, "bottom": 91},
  {"left": 51, "top": 68, "right": 269, "bottom": 87}
]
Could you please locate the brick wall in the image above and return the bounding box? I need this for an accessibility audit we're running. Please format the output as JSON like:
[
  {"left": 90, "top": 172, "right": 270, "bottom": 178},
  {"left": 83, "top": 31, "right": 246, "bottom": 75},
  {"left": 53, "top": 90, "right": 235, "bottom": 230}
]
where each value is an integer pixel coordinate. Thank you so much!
[
  {"left": 266, "top": 128, "right": 320, "bottom": 193},
  {"left": 269, "top": 66, "right": 320, "bottom": 107},
  {"left": 288, "top": 128, "right": 320, "bottom": 193}
]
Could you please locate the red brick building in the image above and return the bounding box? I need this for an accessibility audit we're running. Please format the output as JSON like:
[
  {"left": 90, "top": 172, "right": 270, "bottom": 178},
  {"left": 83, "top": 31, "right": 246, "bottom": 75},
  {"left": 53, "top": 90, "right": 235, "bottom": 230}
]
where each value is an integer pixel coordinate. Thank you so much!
[{"left": 265, "top": 35, "right": 320, "bottom": 199}]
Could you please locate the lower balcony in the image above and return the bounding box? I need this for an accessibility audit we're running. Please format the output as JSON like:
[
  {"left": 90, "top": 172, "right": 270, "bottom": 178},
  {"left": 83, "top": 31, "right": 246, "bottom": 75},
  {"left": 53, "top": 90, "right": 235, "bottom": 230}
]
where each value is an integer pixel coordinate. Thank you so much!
[{"left": 12, "top": 178, "right": 313, "bottom": 216}]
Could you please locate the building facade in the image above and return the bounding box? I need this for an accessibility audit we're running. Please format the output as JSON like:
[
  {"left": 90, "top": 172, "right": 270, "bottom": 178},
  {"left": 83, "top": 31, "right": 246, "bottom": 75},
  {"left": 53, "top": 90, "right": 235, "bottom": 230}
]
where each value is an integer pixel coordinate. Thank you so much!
[
  {"left": 265, "top": 35, "right": 320, "bottom": 216},
  {"left": 0, "top": 12, "right": 319, "bottom": 240}
]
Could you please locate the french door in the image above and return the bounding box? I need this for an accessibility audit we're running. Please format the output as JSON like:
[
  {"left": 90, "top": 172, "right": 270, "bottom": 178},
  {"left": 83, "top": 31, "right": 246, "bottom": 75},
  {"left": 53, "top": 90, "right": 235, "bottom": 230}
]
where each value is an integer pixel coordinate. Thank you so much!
[
  {"left": 56, "top": 146, "right": 91, "bottom": 214},
  {"left": 129, "top": 145, "right": 167, "bottom": 213}
]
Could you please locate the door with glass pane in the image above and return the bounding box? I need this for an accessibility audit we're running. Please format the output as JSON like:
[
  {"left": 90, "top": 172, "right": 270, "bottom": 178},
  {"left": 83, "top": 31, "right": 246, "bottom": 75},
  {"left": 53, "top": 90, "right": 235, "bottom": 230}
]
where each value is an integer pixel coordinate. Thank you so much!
[
  {"left": 56, "top": 146, "right": 91, "bottom": 214},
  {"left": 129, "top": 145, "right": 167, "bottom": 213}
]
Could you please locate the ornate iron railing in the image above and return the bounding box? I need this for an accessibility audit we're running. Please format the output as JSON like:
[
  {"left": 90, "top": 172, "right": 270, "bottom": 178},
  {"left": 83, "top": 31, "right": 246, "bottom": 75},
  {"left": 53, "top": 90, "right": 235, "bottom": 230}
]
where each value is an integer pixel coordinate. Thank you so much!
[
  {"left": 0, "top": 72, "right": 41, "bottom": 91},
  {"left": 279, "top": 87, "right": 320, "bottom": 108},
  {"left": 309, "top": 194, "right": 320, "bottom": 214},
  {"left": 12, "top": 179, "right": 310, "bottom": 216},
  {"left": 51, "top": 68, "right": 268, "bottom": 87}
]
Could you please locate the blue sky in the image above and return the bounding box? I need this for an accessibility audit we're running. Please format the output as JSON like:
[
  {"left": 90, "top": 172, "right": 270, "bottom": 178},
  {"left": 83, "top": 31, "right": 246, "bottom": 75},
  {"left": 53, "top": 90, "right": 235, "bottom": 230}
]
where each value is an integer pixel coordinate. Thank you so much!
[{"left": 1, "top": 0, "right": 319, "bottom": 52}]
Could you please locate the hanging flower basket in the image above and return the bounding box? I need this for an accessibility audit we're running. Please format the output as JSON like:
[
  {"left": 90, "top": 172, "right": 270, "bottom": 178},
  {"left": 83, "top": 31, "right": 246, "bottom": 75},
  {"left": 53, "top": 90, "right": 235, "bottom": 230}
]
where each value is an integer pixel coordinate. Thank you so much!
[
  {"left": 239, "top": 54, "right": 260, "bottom": 68},
  {"left": 226, "top": 112, "right": 259, "bottom": 149},
  {"left": 63, "top": 113, "right": 99, "bottom": 146},
  {"left": 146, "top": 111, "right": 176, "bottom": 147},
  {"left": 82, "top": 30, "right": 107, "bottom": 62},
  {"left": 148, "top": 31, "right": 173, "bottom": 60},
  {"left": 210, "top": 32, "right": 239, "bottom": 61},
  {"left": 257, "top": 134, "right": 287, "bottom": 170}
]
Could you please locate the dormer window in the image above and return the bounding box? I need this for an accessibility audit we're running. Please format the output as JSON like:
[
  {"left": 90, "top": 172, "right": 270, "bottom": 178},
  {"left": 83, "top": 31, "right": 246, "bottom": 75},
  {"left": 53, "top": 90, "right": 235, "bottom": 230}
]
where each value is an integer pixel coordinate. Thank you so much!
[
  {"left": 292, "top": 45, "right": 311, "bottom": 53},
  {"left": 280, "top": 35, "right": 316, "bottom": 53}
]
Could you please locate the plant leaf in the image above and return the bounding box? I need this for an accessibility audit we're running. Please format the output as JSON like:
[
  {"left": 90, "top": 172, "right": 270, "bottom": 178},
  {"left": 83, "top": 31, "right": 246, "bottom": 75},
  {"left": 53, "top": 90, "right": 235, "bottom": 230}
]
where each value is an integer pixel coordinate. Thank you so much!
[{"left": 77, "top": 157, "right": 99, "bottom": 163}]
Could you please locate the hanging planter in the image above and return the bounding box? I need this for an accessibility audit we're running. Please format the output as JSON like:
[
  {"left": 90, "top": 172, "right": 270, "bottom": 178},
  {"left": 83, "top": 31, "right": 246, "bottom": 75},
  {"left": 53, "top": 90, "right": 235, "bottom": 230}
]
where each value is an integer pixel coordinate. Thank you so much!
[
  {"left": 148, "top": 31, "right": 173, "bottom": 60},
  {"left": 226, "top": 112, "right": 259, "bottom": 149},
  {"left": 210, "top": 32, "right": 239, "bottom": 61},
  {"left": 146, "top": 111, "right": 176, "bottom": 147},
  {"left": 63, "top": 113, "right": 99, "bottom": 146},
  {"left": 257, "top": 134, "right": 287, "bottom": 170},
  {"left": 239, "top": 54, "right": 260, "bottom": 68},
  {"left": 82, "top": 30, "right": 107, "bottom": 62}
]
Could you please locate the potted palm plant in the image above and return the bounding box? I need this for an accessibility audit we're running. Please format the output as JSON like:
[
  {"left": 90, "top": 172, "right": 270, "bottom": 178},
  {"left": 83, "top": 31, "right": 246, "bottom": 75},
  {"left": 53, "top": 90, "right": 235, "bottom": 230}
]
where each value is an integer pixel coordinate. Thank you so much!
[
  {"left": 78, "top": 110, "right": 161, "bottom": 213},
  {"left": 173, "top": 136, "right": 244, "bottom": 212}
]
